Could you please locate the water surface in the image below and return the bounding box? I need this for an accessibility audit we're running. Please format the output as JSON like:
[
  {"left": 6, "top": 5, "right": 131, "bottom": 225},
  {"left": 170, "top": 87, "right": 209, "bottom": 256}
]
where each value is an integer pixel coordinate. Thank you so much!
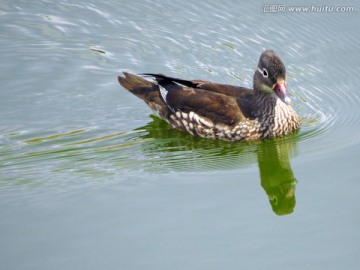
[{"left": 1, "top": 0, "right": 360, "bottom": 269}]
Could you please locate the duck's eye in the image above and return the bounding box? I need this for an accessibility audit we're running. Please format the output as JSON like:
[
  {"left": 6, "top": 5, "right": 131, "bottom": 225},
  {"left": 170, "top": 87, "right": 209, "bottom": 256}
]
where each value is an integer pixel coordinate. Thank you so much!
[{"left": 262, "top": 68, "right": 268, "bottom": 78}]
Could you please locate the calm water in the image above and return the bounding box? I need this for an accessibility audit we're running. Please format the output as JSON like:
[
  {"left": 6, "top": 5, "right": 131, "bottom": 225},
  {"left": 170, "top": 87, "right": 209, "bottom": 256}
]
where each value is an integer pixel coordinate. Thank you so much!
[{"left": 1, "top": 0, "right": 360, "bottom": 269}]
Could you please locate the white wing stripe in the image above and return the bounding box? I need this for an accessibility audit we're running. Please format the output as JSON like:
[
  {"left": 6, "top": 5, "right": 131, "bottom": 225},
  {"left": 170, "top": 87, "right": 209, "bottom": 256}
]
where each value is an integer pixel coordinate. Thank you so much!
[{"left": 159, "top": 85, "right": 168, "bottom": 104}]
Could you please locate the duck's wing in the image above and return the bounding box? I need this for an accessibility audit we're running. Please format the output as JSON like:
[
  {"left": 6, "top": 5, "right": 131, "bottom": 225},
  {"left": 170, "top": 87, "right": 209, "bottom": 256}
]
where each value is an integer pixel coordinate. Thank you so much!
[
  {"left": 140, "top": 73, "right": 250, "bottom": 126},
  {"left": 141, "top": 73, "right": 252, "bottom": 97}
]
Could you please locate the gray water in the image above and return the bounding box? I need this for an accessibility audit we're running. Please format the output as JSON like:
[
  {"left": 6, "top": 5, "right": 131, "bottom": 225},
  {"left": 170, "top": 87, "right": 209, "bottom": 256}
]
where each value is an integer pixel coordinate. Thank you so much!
[{"left": 1, "top": 0, "right": 360, "bottom": 269}]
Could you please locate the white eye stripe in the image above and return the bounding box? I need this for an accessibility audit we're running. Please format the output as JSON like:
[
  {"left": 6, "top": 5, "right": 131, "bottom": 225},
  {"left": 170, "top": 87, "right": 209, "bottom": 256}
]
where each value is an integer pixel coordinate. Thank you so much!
[
  {"left": 257, "top": 67, "right": 268, "bottom": 78},
  {"left": 262, "top": 68, "right": 268, "bottom": 77}
]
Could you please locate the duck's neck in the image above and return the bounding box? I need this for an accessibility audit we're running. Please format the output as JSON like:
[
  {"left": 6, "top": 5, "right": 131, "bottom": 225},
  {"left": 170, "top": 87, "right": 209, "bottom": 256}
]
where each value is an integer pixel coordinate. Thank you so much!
[
  {"left": 252, "top": 91, "right": 300, "bottom": 137},
  {"left": 252, "top": 91, "right": 277, "bottom": 117}
]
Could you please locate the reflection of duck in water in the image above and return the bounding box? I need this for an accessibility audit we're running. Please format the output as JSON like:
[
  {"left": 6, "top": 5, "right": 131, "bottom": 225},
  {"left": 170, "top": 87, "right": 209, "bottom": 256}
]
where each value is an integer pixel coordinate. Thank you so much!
[
  {"left": 257, "top": 139, "right": 298, "bottom": 215},
  {"left": 118, "top": 50, "right": 300, "bottom": 141},
  {"left": 134, "top": 117, "right": 298, "bottom": 215}
]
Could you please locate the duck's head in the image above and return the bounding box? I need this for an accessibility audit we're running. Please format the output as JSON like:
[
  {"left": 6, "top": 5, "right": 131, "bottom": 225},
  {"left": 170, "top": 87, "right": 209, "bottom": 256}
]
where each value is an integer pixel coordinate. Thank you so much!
[{"left": 253, "top": 50, "right": 291, "bottom": 104}]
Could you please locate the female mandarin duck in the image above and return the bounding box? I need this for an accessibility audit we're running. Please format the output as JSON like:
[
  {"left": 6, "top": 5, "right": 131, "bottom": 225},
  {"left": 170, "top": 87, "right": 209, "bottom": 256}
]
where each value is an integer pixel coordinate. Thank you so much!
[{"left": 118, "top": 50, "right": 300, "bottom": 141}]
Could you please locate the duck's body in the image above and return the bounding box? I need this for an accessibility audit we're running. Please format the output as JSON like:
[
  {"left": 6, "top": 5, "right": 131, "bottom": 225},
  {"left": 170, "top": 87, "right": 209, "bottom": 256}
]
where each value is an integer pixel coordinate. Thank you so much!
[{"left": 118, "top": 50, "right": 300, "bottom": 141}]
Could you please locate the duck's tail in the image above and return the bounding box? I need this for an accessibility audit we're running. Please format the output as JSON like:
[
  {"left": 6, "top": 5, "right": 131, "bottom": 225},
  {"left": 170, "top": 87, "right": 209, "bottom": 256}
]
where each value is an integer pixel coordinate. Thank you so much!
[{"left": 118, "top": 72, "right": 168, "bottom": 117}]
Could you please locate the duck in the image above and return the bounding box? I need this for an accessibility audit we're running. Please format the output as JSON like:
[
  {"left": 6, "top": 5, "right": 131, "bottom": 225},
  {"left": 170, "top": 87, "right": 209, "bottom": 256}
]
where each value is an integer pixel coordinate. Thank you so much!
[{"left": 118, "top": 50, "right": 300, "bottom": 141}]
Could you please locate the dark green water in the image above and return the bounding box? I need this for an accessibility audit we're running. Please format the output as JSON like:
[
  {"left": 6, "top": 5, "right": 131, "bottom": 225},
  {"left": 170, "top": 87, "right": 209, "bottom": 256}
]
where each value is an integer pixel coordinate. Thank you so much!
[{"left": 1, "top": 0, "right": 360, "bottom": 269}]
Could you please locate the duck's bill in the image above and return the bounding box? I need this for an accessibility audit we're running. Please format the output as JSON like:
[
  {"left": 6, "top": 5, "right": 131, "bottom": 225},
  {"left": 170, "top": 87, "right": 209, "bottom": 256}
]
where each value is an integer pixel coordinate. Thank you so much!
[{"left": 273, "top": 82, "right": 291, "bottom": 104}]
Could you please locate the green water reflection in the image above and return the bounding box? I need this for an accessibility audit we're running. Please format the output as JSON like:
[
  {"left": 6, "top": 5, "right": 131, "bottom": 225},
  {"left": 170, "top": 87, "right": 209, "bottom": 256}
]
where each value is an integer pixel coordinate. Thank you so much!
[
  {"left": 137, "top": 116, "right": 299, "bottom": 215},
  {"left": 257, "top": 140, "right": 297, "bottom": 215},
  {"left": 1, "top": 115, "right": 299, "bottom": 216}
]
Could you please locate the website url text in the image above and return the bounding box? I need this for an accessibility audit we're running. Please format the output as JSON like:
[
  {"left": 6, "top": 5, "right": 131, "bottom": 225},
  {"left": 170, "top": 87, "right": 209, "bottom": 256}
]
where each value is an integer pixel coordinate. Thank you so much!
[{"left": 262, "top": 5, "right": 354, "bottom": 13}]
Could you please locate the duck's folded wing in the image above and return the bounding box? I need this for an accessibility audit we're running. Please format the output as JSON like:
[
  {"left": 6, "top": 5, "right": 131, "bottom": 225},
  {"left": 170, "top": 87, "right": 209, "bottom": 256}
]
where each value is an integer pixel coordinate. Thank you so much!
[
  {"left": 192, "top": 81, "right": 252, "bottom": 98},
  {"left": 142, "top": 73, "right": 251, "bottom": 97},
  {"left": 165, "top": 86, "right": 245, "bottom": 126}
]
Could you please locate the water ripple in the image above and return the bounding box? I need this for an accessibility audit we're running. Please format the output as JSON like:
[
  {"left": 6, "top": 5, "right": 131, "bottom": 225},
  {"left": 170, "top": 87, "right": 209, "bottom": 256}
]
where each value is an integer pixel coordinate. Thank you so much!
[
  {"left": 1, "top": 0, "right": 359, "bottom": 180},
  {"left": 295, "top": 78, "right": 360, "bottom": 156}
]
